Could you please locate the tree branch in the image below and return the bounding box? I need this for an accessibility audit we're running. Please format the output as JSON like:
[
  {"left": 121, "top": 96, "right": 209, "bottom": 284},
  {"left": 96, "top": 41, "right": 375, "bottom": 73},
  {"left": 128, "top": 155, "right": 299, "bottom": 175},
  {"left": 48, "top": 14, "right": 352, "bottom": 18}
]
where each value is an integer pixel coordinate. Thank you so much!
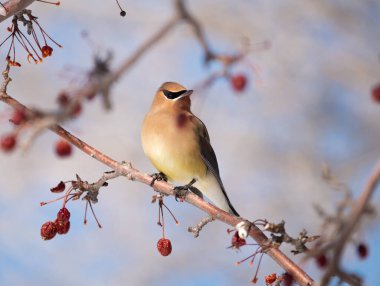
[
  {"left": 0, "top": 84, "right": 314, "bottom": 286},
  {"left": 320, "top": 160, "right": 380, "bottom": 285},
  {"left": 0, "top": 0, "right": 36, "bottom": 23}
]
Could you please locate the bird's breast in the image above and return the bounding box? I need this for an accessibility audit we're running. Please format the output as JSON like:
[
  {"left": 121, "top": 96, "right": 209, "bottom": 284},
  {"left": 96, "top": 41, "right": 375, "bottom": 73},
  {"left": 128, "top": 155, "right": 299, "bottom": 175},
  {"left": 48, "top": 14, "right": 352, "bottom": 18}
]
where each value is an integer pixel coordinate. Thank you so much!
[{"left": 141, "top": 111, "right": 207, "bottom": 183}]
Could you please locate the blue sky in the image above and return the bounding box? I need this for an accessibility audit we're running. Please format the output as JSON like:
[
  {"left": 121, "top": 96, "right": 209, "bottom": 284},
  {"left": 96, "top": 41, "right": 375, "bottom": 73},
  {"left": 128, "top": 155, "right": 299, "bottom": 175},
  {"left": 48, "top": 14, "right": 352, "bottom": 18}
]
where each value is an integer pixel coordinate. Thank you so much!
[{"left": 0, "top": 1, "right": 380, "bottom": 285}]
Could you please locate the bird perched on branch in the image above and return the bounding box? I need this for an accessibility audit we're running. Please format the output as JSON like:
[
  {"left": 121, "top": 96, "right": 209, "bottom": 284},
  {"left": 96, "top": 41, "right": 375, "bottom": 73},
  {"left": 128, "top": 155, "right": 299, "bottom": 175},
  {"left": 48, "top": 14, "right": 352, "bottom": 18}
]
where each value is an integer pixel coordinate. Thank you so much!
[{"left": 141, "top": 82, "right": 239, "bottom": 216}]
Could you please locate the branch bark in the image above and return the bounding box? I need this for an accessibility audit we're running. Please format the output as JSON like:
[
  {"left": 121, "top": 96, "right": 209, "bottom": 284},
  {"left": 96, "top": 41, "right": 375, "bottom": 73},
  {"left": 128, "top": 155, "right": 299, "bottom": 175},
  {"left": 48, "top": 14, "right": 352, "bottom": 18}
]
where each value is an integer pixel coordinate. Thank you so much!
[{"left": 0, "top": 0, "right": 36, "bottom": 23}]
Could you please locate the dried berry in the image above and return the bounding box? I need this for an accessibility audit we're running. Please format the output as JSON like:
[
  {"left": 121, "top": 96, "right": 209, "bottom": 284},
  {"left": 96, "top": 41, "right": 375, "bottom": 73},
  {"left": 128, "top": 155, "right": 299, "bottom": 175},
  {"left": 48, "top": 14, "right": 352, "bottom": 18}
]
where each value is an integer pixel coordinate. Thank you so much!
[
  {"left": 50, "top": 181, "right": 66, "bottom": 193},
  {"left": 71, "top": 102, "right": 82, "bottom": 117},
  {"left": 1, "top": 133, "right": 17, "bottom": 152},
  {"left": 315, "top": 254, "right": 328, "bottom": 268},
  {"left": 231, "top": 231, "right": 246, "bottom": 249},
  {"left": 372, "top": 84, "right": 380, "bottom": 103},
  {"left": 41, "top": 221, "right": 57, "bottom": 240},
  {"left": 357, "top": 243, "right": 368, "bottom": 259},
  {"left": 41, "top": 45, "right": 53, "bottom": 57},
  {"left": 116, "top": 0, "right": 126, "bottom": 17},
  {"left": 157, "top": 238, "right": 172, "bottom": 256},
  {"left": 231, "top": 73, "right": 247, "bottom": 92},
  {"left": 57, "top": 207, "right": 70, "bottom": 223},
  {"left": 282, "top": 272, "right": 293, "bottom": 286},
  {"left": 265, "top": 273, "right": 277, "bottom": 285},
  {"left": 57, "top": 92, "right": 70, "bottom": 107},
  {"left": 55, "top": 219, "right": 70, "bottom": 235},
  {"left": 55, "top": 139, "right": 72, "bottom": 157}
]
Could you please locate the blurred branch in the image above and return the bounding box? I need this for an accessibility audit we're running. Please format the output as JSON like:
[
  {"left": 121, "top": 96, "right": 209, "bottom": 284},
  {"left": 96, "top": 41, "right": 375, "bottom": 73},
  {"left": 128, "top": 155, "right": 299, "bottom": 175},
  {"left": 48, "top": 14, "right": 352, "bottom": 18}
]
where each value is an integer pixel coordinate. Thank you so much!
[
  {"left": 320, "top": 161, "right": 380, "bottom": 286},
  {"left": 0, "top": 74, "right": 314, "bottom": 285},
  {"left": 0, "top": 0, "right": 36, "bottom": 23},
  {"left": 174, "top": 0, "right": 214, "bottom": 61}
]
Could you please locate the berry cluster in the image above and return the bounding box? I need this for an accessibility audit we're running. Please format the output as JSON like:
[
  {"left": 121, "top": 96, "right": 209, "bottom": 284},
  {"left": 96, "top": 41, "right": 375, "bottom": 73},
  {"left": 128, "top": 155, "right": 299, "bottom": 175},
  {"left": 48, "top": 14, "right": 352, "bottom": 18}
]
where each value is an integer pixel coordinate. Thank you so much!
[
  {"left": 0, "top": 107, "right": 74, "bottom": 157},
  {"left": 315, "top": 242, "right": 369, "bottom": 269},
  {"left": 227, "top": 228, "right": 265, "bottom": 284},
  {"left": 264, "top": 273, "right": 294, "bottom": 286},
  {"left": 41, "top": 207, "right": 71, "bottom": 240},
  {"left": 40, "top": 176, "right": 104, "bottom": 241},
  {"left": 0, "top": 9, "right": 62, "bottom": 67},
  {"left": 0, "top": 108, "right": 27, "bottom": 153},
  {"left": 57, "top": 92, "right": 83, "bottom": 117}
]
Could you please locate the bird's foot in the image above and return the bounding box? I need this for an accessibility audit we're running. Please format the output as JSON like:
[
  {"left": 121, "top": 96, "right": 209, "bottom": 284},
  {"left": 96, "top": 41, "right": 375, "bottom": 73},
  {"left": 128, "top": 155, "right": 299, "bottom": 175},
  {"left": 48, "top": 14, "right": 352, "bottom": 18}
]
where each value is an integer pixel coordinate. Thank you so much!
[
  {"left": 150, "top": 172, "right": 168, "bottom": 187},
  {"left": 174, "top": 178, "right": 198, "bottom": 201}
]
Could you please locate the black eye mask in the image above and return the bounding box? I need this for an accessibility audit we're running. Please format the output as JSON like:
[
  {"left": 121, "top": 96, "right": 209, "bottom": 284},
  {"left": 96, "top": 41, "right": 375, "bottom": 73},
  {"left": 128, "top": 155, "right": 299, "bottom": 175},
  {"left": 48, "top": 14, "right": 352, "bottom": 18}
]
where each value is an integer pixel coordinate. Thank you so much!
[{"left": 162, "top": 89, "right": 188, "bottom": 99}]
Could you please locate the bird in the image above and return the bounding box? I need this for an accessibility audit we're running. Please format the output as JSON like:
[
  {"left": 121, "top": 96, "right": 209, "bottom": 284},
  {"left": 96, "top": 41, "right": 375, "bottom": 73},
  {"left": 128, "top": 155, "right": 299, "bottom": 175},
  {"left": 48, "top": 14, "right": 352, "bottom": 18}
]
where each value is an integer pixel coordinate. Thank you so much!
[{"left": 141, "top": 82, "right": 239, "bottom": 216}]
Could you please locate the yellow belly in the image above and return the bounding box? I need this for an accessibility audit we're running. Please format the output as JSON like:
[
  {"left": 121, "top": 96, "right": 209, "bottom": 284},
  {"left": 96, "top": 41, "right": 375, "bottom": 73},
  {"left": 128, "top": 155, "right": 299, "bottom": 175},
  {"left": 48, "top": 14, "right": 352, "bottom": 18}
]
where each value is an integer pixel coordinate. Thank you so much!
[{"left": 141, "top": 113, "right": 207, "bottom": 183}]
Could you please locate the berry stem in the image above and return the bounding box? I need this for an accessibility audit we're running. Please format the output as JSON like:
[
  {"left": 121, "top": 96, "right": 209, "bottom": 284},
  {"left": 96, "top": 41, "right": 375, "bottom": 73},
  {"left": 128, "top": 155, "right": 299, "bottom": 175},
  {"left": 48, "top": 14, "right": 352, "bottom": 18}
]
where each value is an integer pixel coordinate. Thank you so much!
[
  {"left": 162, "top": 201, "right": 179, "bottom": 225},
  {"left": 88, "top": 200, "right": 102, "bottom": 228}
]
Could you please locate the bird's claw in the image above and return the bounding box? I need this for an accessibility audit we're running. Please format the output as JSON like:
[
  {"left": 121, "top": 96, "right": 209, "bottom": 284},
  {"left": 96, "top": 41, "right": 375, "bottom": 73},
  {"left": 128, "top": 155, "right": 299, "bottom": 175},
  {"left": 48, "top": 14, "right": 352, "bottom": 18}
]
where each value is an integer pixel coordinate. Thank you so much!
[
  {"left": 150, "top": 172, "right": 168, "bottom": 187},
  {"left": 173, "top": 178, "right": 197, "bottom": 201},
  {"left": 174, "top": 187, "right": 189, "bottom": 201}
]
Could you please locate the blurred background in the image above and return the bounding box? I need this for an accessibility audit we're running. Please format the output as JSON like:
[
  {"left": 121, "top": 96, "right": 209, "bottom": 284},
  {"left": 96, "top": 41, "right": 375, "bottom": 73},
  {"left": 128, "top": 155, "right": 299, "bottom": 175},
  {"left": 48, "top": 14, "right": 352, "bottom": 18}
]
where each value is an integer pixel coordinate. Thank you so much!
[{"left": 0, "top": 0, "right": 379, "bottom": 285}]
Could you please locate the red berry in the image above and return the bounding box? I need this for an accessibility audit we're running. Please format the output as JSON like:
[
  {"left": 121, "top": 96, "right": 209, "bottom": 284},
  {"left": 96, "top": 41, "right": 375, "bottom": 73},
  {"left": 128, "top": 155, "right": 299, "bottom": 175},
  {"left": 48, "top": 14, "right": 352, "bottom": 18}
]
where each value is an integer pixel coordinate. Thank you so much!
[
  {"left": 282, "top": 273, "right": 293, "bottom": 286},
  {"left": 231, "top": 74, "right": 247, "bottom": 92},
  {"left": 10, "top": 108, "right": 26, "bottom": 125},
  {"left": 1, "top": 133, "right": 17, "bottom": 152},
  {"left": 71, "top": 102, "right": 82, "bottom": 117},
  {"left": 50, "top": 181, "right": 66, "bottom": 193},
  {"left": 357, "top": 243, "right": 368, "bottom": 259},
  {"left": 315, "top": 254, "right": 329, "bottom": 268},
  {"left": 41, "top": 45, "right": 53, "bottom": 58},
  {"left": 41, "top": 221, "right": 57, "bottom": 240},
  {"left": 57, "top": 207, "right": 70, "bottom": 223},
  {"left": 265, "top": 273, "right": 277, "bottom": 284},
  {"left": 231, "top": 231, "right": 246, "bottom": 249},
  {"left": 371, "top": 84, "right": 380, "bottom": 103},
  {"left": 57, "top": 92, "right": 70, "bottom": 107},
  {"left": 55, "top": 139, "right": 72, "bottom": 157},
  {"left": 157, "top": 238, "right": 172, "bottom": 256},
  {"left": 55, "top": 219, "right": 70, "bottom": 235}
]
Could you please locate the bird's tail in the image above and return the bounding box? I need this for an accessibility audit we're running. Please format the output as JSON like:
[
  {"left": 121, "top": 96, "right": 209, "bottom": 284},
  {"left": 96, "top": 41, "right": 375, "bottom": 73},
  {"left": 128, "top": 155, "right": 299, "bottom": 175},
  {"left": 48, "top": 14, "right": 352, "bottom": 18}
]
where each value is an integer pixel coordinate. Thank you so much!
[{"left": 194, "top": 175, "right": 239, "bottom": 216}]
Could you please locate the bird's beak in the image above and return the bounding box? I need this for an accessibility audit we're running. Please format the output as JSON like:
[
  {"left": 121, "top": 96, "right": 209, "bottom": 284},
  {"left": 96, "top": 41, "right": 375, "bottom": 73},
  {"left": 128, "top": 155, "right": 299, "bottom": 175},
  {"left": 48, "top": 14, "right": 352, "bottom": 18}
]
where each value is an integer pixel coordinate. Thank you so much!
[{"left": 182, "top": 89, "right": 193, "bottom": 98}]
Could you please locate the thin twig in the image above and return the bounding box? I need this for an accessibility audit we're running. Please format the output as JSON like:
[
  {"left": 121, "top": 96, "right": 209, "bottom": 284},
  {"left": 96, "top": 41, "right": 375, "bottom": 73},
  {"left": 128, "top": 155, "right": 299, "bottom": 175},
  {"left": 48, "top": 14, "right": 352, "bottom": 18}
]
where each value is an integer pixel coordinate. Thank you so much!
[
  {"left": 188, "top": 216, "right": 215, "bottom": 237},
  {"left": 174, "top": 0, "right": 213, "bottom": 61}
]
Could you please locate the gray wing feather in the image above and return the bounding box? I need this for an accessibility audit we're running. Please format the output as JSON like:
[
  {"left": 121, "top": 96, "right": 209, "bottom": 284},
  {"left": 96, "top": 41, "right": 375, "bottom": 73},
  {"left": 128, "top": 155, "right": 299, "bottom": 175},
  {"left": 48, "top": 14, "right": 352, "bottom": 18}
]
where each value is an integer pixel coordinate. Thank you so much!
[{"left": 195, "top": 116, "right": 239, "bottom": 216}]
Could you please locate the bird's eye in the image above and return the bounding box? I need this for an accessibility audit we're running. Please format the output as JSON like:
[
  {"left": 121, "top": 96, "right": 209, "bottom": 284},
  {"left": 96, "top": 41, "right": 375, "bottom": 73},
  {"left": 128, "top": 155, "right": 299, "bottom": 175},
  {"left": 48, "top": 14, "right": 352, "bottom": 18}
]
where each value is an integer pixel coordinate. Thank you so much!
[{"left": 162, "top": 89, "right": 187, "bottom": 100}]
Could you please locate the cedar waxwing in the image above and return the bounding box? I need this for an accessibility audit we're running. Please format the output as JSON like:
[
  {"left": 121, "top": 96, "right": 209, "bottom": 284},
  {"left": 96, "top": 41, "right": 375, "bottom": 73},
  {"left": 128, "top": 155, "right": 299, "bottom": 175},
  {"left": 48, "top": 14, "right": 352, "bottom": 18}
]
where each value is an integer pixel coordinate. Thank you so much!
[{"left": 141, "top": 82, "right": 239, "bottom": 216}]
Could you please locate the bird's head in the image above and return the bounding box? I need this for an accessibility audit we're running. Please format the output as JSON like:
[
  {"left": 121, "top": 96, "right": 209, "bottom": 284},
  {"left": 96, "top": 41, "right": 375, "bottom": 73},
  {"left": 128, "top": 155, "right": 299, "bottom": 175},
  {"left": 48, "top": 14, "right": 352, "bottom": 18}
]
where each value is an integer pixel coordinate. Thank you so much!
[{"left": 151, "top": 82, "right": 193, "bottom": 111}]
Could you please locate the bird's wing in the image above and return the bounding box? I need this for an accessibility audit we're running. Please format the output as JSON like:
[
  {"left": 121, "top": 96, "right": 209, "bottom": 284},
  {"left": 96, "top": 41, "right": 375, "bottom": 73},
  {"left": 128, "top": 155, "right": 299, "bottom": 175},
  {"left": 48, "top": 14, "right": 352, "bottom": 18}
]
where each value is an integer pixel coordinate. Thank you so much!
[
  {"left": 194, "top": 116, "right": 222, "bottom": 182},
  {"left": 194, "top": 115, "right": 240, "bottom": 216}
]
